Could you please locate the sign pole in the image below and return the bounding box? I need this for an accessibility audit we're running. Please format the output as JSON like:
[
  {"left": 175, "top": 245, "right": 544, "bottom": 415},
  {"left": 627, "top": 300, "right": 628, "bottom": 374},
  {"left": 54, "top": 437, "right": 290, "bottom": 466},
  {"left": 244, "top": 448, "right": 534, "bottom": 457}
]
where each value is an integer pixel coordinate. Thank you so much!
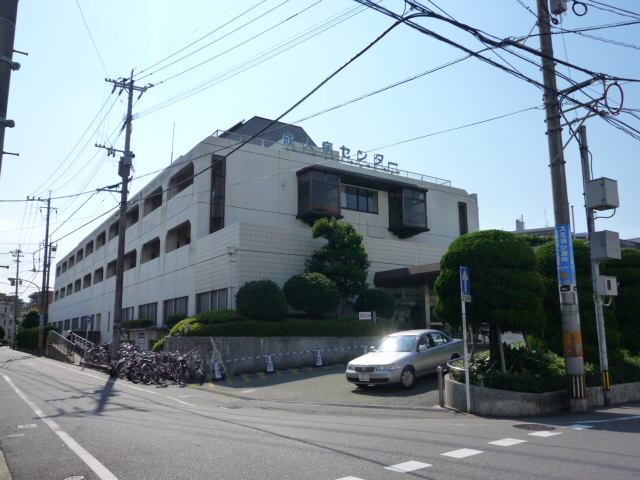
[{"left": 460, "top": 266, "right": 472, "bottom": 413}]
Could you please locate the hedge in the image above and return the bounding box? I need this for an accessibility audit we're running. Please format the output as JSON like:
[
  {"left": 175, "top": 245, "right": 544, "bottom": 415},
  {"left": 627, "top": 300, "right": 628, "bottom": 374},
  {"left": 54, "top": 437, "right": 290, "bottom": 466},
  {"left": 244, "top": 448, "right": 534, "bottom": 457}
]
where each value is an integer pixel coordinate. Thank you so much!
[
  {"left": 16, "top": 325, "right": 60, "bottom": 351},
  {"left": 122, "top": 319, "right": 154, "bottom": 329}
]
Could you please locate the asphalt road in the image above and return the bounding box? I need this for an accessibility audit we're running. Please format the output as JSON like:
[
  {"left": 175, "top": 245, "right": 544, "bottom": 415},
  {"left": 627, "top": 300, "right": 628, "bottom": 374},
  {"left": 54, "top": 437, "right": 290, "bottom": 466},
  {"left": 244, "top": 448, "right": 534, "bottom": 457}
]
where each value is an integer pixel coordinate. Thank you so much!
[{"left": 2, "top": 347, "right": 640, "bottom": 480}]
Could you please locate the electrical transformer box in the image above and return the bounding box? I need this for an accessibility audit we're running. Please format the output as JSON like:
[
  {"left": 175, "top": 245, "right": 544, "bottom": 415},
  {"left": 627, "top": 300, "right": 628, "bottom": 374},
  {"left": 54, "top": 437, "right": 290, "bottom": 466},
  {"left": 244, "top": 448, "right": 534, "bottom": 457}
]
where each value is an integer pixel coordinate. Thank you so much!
[
  {"left": 595, "top": 276, "right": 618, "bottom": 297},
  {"left": 590, "top": 230, "right": 621, "bottom": 260},
  {"left": 550, "top": 0, "right": 567, "bottom": 14},
  {"left": 585, "top": 177, "right": 619, "bottom": 211}
]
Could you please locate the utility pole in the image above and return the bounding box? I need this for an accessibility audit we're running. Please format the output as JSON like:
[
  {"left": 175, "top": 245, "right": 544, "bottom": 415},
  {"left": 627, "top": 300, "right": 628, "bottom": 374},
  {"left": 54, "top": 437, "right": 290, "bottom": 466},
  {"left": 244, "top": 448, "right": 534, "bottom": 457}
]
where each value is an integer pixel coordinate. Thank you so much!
[
  {"left": 537, "top": 0, "right": 588, "bottom": 412},
  {"left": 37, "top": 193, "right": 52, "bottom": 356},
  {"left": 10, "top": 247, "right": 22, "bottom": 349},
  {"left": 578, "top": 125, "right": 611, "bottom": 406},
  {"left": 0, "top": 0, "right": 20, "bottom": 176},
  {"left": 98, "top": 72, "right": 150, "bottom": 360}
]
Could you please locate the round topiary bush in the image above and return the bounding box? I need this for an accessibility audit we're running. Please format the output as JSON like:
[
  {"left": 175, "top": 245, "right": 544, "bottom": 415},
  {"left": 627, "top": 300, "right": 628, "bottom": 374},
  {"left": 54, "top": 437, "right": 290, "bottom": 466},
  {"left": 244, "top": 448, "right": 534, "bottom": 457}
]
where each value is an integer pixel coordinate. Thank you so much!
[
  {"left": 235, "top": 279, "right": 288, "bottom": 321},
  {"left": 283, "top": 273, "right": 341, "bottom": 318},
  {"left": 355, "top": 288, "right": 396, "bottom": 320},
  {"left": 165, "top": 314, "right": 188, "bottom": 329}
]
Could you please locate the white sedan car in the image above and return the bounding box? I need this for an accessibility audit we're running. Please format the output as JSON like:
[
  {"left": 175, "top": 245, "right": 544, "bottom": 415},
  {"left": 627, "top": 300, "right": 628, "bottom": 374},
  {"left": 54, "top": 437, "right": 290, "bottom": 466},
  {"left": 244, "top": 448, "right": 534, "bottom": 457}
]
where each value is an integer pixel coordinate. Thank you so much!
[{"left": 346, "top": 329, "right": 464, "bottom": 389}]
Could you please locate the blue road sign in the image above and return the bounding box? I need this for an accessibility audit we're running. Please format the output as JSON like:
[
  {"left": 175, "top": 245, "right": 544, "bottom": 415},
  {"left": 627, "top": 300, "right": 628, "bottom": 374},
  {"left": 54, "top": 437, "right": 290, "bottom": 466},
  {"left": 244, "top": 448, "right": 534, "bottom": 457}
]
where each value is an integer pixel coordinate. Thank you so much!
[{"left": 460, "top": 266, "right": 471, "bottom": 302}]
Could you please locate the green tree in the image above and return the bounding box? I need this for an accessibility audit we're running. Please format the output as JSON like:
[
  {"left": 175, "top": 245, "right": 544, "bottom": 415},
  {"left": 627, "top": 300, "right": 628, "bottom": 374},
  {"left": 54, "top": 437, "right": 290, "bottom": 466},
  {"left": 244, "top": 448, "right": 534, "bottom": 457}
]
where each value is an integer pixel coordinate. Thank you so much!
[
  {"left": 520, "top": 234, "right": 554, "bottom": 247},
  {"left": 306, "top": 218, "right": 370, "bottom": 311},
  {"left": 434, "top": 230, "right": 545, "bottom": 362},
  {"left": 601, "top": 248, "right": 640, "bottom": 355},
  {"left": 235, "top": 279, "right": 288, "bottom": 321},
  {"left": 355, "top": 288, "right": 396, "bottom": 320},
  {"left": 535, "top": 240, "right": 622, "bottom": 364},
  {"left": 283, "top": 273, "right": 341, "bottom": 318},
  {"left": 20, "top": 308, "right": 41, "bottom": 329}
]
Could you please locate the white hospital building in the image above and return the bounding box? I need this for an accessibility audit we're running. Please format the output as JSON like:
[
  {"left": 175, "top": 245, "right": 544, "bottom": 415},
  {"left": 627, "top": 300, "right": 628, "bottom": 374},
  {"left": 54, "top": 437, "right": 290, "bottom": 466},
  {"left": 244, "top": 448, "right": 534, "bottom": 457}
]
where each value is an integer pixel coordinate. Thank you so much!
[{"left": 49, "top": 117, "right": 479, "bottom": 348}]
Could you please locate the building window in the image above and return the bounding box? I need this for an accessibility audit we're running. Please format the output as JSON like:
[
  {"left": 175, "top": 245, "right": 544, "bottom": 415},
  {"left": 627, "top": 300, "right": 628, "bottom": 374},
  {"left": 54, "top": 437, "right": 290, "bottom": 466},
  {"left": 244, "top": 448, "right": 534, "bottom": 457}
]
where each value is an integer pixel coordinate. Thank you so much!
[
  {"left": 141, "top": 238, "right": 161, "bottom": 264},
  {"left": 56, "top": 266, "right": 61, "bottom": 277},
  {"left": 106, "top": 260, "right": 117, "bottom": 278},
  {"left": 109, "top": 221, "right": 119, "bottom": 240},
  {"left": 164, "top": 296, "right": 188, "bottom": 322},
  {"left": 60, "top": 289, "right": 66, "bottom": 299},
  {"left": 54, "top": 291, "right": 59, "bottom": 301},
  {"left": 124, "top": 250, "right": 137, "bottom": 271},
  {"left": 69, "top": 256, "right": 75, "bottom": 268},
  {"left": 72, "top": 317, "right": 79, "bottom": 330},
  {"left": 94, "top": 267, "right": 104, "bottom": 283},
  {"left": 297, "top": 170, "right": 342, "bottom": 225},
  {"left": 166, "top": 222, "right": 191, "bottom": 253},
  {"left": 95, "top": 313, "right": 102, "bottom": 331},
  {"left": 196, "top": 288, "right": 228, "bottom": 314},
  {"left": 96, "top": 231, "right": 106, "bottom": 249},
  {"left": 340, "top": 185, "right": 378, "bottom": 214},
  {"left": 458, "top": 202, "right": 468, "bottom": 236},
  {"left": 76, "top": 249, "right": 84, "bottom": 263},
  {"left": 74, "top": 279, "right": 81, "bottom": 293},
  {"left": 144, "top": 187, "right": 163, "bottom": 216},
  {"left": 66, "top": 284, "right": 73, "bottom": 296},
  {"left": 64, "top": 319, "right": 70, "bottom": 330},
  {"left": 122, "top": 307, "right": 134, "bottom": 323},
  {"left": 126, "top": 206, "right": 139, "bottom": 229},
  {"left": 85, "top": 240, "right": 94, "bottom": 257},
  {"left": 83, "top": 274, "right": 91, "bottom": 289},
  {"left": 168, "top": 162, "right": 194, "bottom": 200},
  {"left": 139, "top": 303, "right": 157, "bottom": 322},
  {"left": 210, "top": 156, "right": 226, "bottom": 234},
  {"left": 61, "top": 261, "right": 67, "bottom": 273},
  {"left": 388, "top": 188, "right": 429, "bottom": 239}
]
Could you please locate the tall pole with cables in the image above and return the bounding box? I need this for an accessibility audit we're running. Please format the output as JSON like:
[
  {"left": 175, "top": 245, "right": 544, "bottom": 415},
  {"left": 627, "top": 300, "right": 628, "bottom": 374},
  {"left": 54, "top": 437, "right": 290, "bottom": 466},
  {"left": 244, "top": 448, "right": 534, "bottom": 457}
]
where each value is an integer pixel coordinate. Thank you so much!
[
  {"left": 537, "top": 0, "right": 587, "bottom": 413},
  {"left": 100, "top": 73, "right": 149, "bottom": 360},
  {"left": 37, "top": 193, "right": 52, "bottom": 356}
]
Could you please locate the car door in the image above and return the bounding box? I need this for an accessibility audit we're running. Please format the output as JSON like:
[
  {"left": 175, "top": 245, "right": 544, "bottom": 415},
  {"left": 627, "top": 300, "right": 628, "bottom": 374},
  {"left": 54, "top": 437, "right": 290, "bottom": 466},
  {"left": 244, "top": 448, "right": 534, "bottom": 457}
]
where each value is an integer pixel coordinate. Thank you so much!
[
  {"left": 413, "top": 335, "right": 432, "bottom": 376},
  {"left": 428, "top": 332, "right": 455, "bottom": 369}
]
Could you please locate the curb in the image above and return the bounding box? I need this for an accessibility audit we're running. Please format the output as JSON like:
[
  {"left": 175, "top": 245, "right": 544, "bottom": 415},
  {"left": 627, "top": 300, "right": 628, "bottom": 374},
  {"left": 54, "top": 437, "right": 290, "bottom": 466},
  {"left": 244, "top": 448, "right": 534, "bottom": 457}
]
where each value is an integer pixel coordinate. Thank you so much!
[{"left": 0, "top": 449, "right": 11, "bottom": 480}]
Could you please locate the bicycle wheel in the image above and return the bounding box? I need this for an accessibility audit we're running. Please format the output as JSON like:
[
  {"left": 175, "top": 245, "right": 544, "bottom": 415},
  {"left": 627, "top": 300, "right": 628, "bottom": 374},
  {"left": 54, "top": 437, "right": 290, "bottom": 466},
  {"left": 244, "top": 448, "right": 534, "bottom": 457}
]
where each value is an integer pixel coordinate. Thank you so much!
[
  {"left": 154, "top": 365, "right": 167, "bottom": 385},
  {"left": 192, "top": 367, "right": 204, "bottom": 385},
  {"left": 129, "top": 365, "right": 142, "bottom": 384},
  {"left": 180, "top": 365, "right": 191, "bottom": 384},
  {"left": 141, "top": 364, "right": 153, "bottom": 385}
]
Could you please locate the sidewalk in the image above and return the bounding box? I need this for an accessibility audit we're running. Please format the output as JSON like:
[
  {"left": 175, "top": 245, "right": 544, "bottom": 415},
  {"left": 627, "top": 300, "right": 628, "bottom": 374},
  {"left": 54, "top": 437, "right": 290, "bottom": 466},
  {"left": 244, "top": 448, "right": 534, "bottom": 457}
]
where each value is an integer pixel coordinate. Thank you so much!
[{"left": 0, "top": 449, "right": 11, "bottom": 480}]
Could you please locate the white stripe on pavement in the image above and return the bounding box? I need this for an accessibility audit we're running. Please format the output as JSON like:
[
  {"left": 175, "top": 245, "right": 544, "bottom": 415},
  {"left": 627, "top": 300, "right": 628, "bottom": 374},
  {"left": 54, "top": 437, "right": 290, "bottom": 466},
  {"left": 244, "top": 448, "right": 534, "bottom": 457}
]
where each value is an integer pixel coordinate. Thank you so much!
[{"left": 2, "top": 374, "right": 119, "bottom": 480}]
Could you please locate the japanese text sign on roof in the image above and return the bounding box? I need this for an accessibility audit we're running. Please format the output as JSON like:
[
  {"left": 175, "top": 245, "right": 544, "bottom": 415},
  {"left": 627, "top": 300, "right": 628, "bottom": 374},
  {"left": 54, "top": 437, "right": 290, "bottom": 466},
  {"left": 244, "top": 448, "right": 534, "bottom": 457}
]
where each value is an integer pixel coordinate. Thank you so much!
[{"left": 555, "top": 224, "right": 577, "bottom": 292}]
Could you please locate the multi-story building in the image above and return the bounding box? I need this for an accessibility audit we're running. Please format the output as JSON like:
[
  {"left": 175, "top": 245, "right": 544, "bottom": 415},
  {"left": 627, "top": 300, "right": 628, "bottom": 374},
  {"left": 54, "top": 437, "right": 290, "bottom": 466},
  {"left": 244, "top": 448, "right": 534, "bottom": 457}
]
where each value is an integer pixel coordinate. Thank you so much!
[{"left": 49, "top": 117, "right": 479, "bottom": 347}]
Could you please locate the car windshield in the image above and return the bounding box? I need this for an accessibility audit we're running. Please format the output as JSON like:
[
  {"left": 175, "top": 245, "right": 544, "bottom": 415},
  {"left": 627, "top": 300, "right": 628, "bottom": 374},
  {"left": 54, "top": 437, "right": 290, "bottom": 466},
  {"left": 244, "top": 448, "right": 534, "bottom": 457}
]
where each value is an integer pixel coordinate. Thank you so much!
[{"left": 377, "top": 335, "right": 416, "bottom": 353}]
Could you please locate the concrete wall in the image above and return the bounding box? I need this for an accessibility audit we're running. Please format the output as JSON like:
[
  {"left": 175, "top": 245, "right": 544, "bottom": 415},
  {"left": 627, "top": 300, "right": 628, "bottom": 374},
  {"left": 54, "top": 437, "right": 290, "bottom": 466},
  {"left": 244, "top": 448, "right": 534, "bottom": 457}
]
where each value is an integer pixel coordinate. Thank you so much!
[
  {"left": 164, "top": 336, "right": 379, "bottom": 377},
  {"left": 445, "top": 375, "right": 640, "bottom": 416}
]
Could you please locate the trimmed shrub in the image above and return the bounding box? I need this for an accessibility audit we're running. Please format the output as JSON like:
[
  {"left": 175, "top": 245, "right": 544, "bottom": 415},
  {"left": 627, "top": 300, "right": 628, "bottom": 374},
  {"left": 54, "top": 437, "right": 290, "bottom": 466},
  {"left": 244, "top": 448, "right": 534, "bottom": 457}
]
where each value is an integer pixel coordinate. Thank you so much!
[
  {"left": 354, "top": 288, "right": 396, "bottom": 320},
  {"left": 165, "top": 314, "right": 188, "bottom": 329},
  {"left": 235, "top": 279, "right": 288, "bottom": 322},
  {"left": 20, "top": 308, "right": 41, "bottom": 329},
  {"left": 283, "top": 273, "right": 341, "bottom": 318},
  {"left": 152, "top": 337, "right": 166, "bottom": 352},
  {"left": 15, "top": 325, "right": 59, "bottom": 351},
  {"left": 122, "top": 318, "right": 154, "bottom": 329},
  {"left": 168, "top": 317, "right": 199, "bottom": 337},
  {"left": 193, "top": 309, "right": 246, "bottom": 325}
]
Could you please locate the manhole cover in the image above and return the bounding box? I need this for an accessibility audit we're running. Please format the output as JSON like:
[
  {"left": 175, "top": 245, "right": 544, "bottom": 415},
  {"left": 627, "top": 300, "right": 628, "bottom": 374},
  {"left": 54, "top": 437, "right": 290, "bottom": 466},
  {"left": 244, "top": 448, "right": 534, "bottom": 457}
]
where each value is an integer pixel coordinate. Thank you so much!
[{"left": 513, "top": 423, "right": 556, "bottom": 431}]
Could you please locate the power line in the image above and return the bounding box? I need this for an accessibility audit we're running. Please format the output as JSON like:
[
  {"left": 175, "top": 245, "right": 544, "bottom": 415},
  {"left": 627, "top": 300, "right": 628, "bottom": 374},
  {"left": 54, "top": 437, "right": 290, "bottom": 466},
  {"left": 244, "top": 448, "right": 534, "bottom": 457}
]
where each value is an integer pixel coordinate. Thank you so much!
[{"left": 74, "top": 0, "right": 109, "bottom": 77}]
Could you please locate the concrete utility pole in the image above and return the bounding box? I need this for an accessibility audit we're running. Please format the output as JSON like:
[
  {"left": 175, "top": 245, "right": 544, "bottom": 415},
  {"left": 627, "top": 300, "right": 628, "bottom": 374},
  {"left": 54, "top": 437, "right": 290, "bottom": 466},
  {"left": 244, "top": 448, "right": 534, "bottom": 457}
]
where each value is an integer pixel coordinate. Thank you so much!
[
  {"left": 99, "top": 72, "right": 149, "bottom": 361},
  {"left": 0, "top": 0, "right": 20, "bottom": 176},
  {"left": 578, "top": 125, "right": 611, "bottom": 407},
  {"left": 37, "top": 193, "right": 52, "bottom": 356},
  {"left": 537, "top": 0, "right": 588, "bottom": 412},
  {"left": 10, "top": 247, "right": 21, "bottom": 349}
]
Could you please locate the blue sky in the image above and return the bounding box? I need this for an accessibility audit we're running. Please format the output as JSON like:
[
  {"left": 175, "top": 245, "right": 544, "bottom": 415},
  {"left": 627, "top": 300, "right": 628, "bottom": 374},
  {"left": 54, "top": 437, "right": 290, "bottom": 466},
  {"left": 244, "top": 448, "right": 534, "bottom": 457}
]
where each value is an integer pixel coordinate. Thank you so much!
[{"left": 1, "top": 0, "right": 639, "bottom": 299}]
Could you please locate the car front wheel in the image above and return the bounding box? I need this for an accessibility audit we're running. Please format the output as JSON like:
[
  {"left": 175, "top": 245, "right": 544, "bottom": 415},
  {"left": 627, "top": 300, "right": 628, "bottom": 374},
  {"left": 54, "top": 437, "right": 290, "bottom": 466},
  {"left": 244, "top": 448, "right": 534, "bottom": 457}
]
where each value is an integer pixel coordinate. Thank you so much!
[{"left": 399, "top": 366, "right": 415, "bottom": 389}]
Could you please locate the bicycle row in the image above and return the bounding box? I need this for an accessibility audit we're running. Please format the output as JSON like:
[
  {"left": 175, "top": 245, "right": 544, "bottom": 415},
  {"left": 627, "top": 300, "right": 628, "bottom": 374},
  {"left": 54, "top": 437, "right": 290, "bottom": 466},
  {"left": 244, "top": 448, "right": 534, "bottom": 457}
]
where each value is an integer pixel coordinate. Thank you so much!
[{"left": 107, "top": 344, "right": 206, "bottom": 387}]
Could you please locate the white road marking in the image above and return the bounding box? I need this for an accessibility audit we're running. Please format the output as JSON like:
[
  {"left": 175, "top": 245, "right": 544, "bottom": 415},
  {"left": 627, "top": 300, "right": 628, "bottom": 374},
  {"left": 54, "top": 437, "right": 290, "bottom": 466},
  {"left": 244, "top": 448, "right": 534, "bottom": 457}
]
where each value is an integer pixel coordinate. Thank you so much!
[
  {"left": 2, "top": 374, "right": 119, "bottom": 480},
  {"left": 17, "top": 424, "right": 37, "bottom": 429},
  {"left": 441, "top": 448, "right": 483, "bottom": 459},
  {"left": 489, "top": 438, "right": 526, "bottom": 447},
  {"left": 385, "top": 461, "right": 432, "bottom": 472},
  {"left": 566, "top": 425, "right": 594, "bottom": 429},
  {"left": 572, "top": 415, "right": 640, "bottom": 424},
  {"left": 241, "top": 389, "right": 257, "bottom": 393},
  {"left": 528, "top": 431, "right": 562, "bottom": 437},
  {"left": 335, "top": 477, "right": 365, "bottom": 480}
]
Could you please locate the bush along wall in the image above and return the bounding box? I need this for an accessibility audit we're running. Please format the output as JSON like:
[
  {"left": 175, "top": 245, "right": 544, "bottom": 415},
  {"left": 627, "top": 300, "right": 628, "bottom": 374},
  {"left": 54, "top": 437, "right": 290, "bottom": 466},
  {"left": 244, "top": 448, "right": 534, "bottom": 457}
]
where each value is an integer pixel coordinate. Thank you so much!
[{"left": 16, "top": 325, "right": 60, "bottom": 351}]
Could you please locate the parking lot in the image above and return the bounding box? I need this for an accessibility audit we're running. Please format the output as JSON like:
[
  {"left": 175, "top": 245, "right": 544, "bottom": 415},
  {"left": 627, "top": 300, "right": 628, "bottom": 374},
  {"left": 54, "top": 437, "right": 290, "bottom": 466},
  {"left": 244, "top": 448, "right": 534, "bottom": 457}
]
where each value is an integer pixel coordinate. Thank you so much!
[{"left": 200, "top": 364, "right": 445, "bottom": 410}]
